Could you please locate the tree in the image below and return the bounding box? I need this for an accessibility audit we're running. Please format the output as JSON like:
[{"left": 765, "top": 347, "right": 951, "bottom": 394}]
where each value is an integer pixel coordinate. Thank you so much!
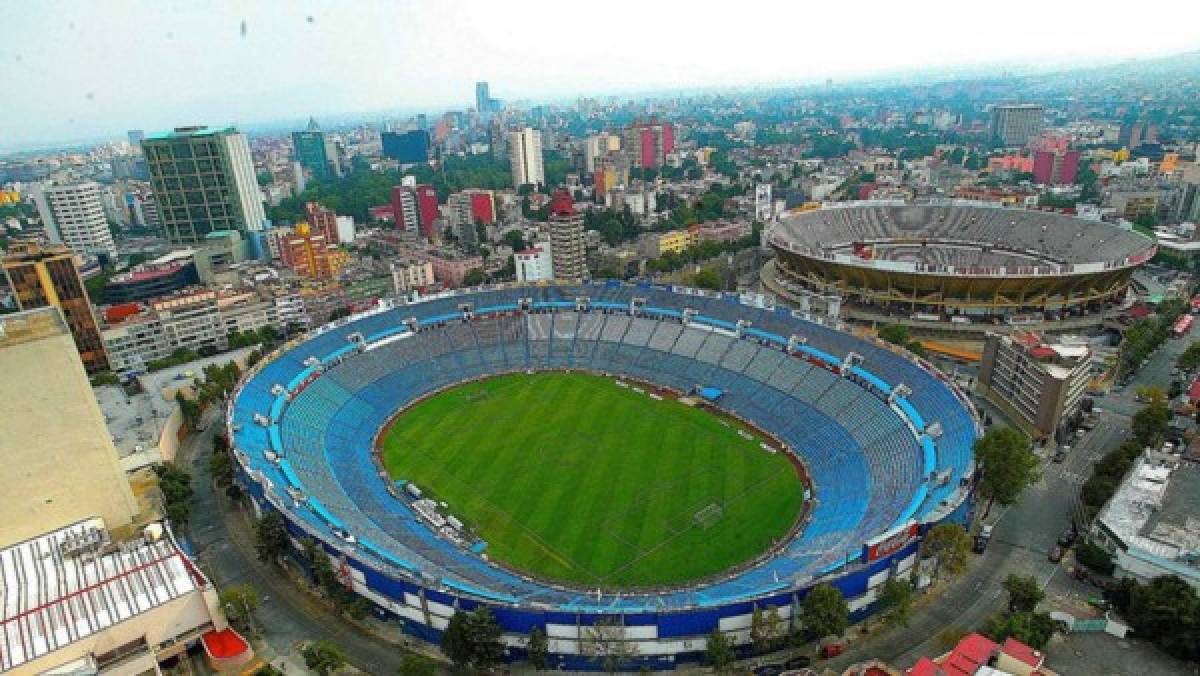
[
  {"left": 980, "top": 611, "right": 1060, "bottom": 650},
  {"left": 800, "top": 584, "right": 849, "bottom": 639},
  {"left": 974, "top": 426, "right": 1038, "bottom": 515},
  {"left": 750, "top": 604, "right": 785, "bottom": 653},
  {"left": 1123, "top": 575, "right": 1200, "bottom": 662},
  {"left": 526, "top": 627, "right": 549, "bottom": 670},
  {"left": 1177, "top": 341, "right": 1200, "bottom": 370},
  {"left": 691, "top": 267, "right": 724, "bottom": 291},
  {"left": 1074, "top": 540, "right": 1115, "bottom": 575},
  {"left": 580, "top": 618, "right": 639, "bottom": 673},
  {"left": 441, "top": 607, "right": 505, "bottom": 671},
  {"left": 397, "top": 653, "right": 438, "bottom": 676},
  {"left": 878, "top": 577, "right": 914, "bottom": 628},
  {"left": 302, "top": 640, "right": 348, "bottom": 676},
  {"left": 254, "top": 511, "right": 290, "bottom": 565},
  {"left": 462, "top": 268, "right": 485, "bottom": 287},
  {"left": 154, "top": 462, "right": 194, "bottom": 526},
  {"left": 922, "top": 523, "right": 972, "bottom": 577},
  {"left": 1003, "top": 574, "right": 1044, "bottom": 613},
  {"left": 704, "top": 629, "right": 735, "bottom": 672},
  {"left": 219, "top": 584, "right": 262, "bottom": 634},
  {"left": 1132, "top": 397, "right": 1171, "bottom": 448}
]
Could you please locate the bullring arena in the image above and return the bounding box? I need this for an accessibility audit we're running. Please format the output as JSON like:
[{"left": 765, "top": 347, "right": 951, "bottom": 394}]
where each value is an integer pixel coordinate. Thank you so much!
[
  {"left": 763, "top": 200, "right": 1157, "bottom": 342},
  {"left": 229, "top": 282, "right": 979, "bottom": 669}
]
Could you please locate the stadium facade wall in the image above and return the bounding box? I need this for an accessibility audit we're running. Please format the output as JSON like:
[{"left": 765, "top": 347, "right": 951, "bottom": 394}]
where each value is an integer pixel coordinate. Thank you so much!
[{"left": 238, "top": 470, "right": 921, "bottom": 669}]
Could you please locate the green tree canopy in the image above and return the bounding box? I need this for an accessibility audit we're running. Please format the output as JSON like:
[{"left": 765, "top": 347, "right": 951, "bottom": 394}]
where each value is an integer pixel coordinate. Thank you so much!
[
  {"left": 879, "top": 577, "right": 914, "bottom": 628},
  {"left": 526, "top": 627, "right": 549, "bottom": 671},
  {"left": 975, "top": 426, "right": 1038, "bottom": 509},
  {"left": 705, "top": 629, "right": 735, "bottom": 672},
  {"left": 302, "top": 640, "right": 348, "bottom": 676},
  {"left": 218, "top": 584, "right": 261, "bottom": 633},
  {"left": 1003, "top": 574, "right": 1044, "bottom": 613},
  {"left": 980, "top": 611, "right": 1060, "bottom": 650},
  {"left": 441, "top": 607, "right": 505, "bottom": 671},
  {"left": 922, "top": 523, "right": 972, "bottom": 577},
  {"left": 800, "top": 583, "right": 849, "bottom": 639},
  {"left": 253, "top": 511, "right": 290, "bottom": 565}
]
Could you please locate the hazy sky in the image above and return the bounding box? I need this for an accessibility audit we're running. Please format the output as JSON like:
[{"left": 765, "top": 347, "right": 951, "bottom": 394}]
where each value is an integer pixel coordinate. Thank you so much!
[{"left": 2, "top": 0, "right": 1198, "bottom": 148}]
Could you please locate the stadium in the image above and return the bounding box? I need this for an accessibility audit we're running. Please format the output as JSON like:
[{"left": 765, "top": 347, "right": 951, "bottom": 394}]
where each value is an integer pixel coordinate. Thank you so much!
[
  {"left": 228, "top": 283, "right": 979, "bottom": 669},
  {"left": 763, "top": 200, "right": 1157, "bottom": 338}
]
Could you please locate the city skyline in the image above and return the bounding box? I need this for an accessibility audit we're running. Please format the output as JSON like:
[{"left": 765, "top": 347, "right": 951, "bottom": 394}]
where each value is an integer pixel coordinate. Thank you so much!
[{"left": 3, "top": 0, "right": 1199, "bottom": 150}]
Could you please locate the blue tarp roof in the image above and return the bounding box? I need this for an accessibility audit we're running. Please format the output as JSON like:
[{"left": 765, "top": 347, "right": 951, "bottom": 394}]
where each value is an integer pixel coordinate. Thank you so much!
[{"left": 699, "top": 387, "right": 724, "bottom": 401}]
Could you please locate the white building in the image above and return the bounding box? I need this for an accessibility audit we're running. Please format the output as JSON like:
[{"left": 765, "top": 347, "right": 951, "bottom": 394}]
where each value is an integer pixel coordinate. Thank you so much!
[
  {"left": 515, "top": 243, "right": 554, "bottom": 282},
  {"left": 37, "top": 182, "right": 119, "bottom": 260},
  {"left": 336, "top": 215, "right": 356, "bottom": 243},
  {"left": 1092, "top": 454, "right": 1200, "bottom": 590},
  {"left": 508, "top": 127, "right": 545, "bottom": 189},
  {"left": 392, "top": 260, "right": 436, "bottom": 294}
]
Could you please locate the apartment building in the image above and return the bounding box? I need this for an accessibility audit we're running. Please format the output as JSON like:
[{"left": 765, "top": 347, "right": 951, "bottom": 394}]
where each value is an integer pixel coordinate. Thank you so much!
[{"left": 978, "top": 331, "right": 1091, "bottom": 439}]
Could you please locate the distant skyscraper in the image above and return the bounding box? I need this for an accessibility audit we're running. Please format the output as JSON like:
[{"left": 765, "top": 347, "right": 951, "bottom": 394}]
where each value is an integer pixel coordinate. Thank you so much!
[
  {"left": 989, "top": 104, "right": 1045, "bottom": 146},
  {"left": 292, "top": 117, "right": 342, "bottom": 180},
  {"left": 476, "top": 81, "right": 490, "bottom": 113},
  {"left": 508, "top": 127, "right": 545, "bottom": 189},
  {"left": 2, "top": 242, "right": 109, "bottom": 372},
  {"left": 142, "top": 126, "right": 266, "bottom": 244},
  {"left": 548, "top": 190, "right": 586, "bottom": 280},
  {"left": 37, "top": 182, "right": 118, "bottom": 261},
  {"left": 127, "top": 129, "right": 145, "bottom": 148},
  {"left": 381, "top": 130, "right": 430, "bottom": 163}
]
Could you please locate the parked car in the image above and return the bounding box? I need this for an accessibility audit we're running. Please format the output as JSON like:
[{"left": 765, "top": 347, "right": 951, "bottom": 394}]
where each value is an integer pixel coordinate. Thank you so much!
[
  {"left": 1049, "top": 545, "right": 1064, "bottom": 563},
  {"left": 784, "top": 655, "right": 813, "bottom": 669},
  {"left": 753, "top": 665, "right": 783, "bottom": 676},
  {"left": 973, "top": 535, "right": 989, "bottom": 554},
  {"left": 1058, "top": 530, "right": 1077, "bottom": 547},
  {"left": 1053, "top": 449, "right": 1067, "bottom": 463}
]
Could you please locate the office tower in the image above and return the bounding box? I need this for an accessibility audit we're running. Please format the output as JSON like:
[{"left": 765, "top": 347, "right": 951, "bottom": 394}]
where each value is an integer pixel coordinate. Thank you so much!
[
  {"left": 381, "top": 130, "right": 431, "bottom": 163},
  {"left": 548, "top": 189, "right": 586, "bottom": 280},
  {"left": 0, "top": 307, "right": 139, "bottom": 543},
  {"left": 2, "top": 242, "right": 109, "bottom": 372},
  {"left": 508, "top": 127, "right": 545, "bottom": 189},
  {"left": 36, "top": 182, "right": 119, "bottom": 261},
  {"left": 989, "top": 104, "right": 1045, "bottom": 146},
  {"left": 292, "top": 117, "right": 342, "bottom": 180},
  {"left": 415, "top": 184, "right": 439, "bottom": 240},
  {"left": 142, "top": 126, "right": 267, "bottom": 244},
  {"left": 476, "top": 81, "right": 490, "bottom": 113},
  {"left": 415, "top": 113, "right": 428, "bottom": 130},
  {"left": 127, "top": 129, "right": 145, "bottom": 148},
  {"left": 1032, "top": 150, "right": 1080, "bottom": 186}
]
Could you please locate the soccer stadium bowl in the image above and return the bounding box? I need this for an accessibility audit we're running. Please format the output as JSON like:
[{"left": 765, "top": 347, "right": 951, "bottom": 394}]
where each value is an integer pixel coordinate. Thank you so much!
[{"left": 228, "top": 282, "right": 979, "bottom": 669}]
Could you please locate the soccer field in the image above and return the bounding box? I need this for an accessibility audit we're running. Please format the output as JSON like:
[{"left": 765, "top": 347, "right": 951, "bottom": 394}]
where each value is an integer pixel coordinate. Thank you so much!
[{"left": 379, "top": 371, "right": 806, "bottom": 588}]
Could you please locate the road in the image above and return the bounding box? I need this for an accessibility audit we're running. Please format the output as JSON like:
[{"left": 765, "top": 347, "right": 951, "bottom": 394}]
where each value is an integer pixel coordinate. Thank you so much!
[
  {"left": 820, "top": 320, "right": 1197, "bottom": 672},
  {"left": 183, "top": 409, "right": 421, "bottom": 674}
]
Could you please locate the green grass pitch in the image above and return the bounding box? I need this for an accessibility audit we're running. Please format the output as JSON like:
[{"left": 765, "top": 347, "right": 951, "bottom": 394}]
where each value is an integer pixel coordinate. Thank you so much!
[{"left": 380, "top": 371, "right": 806, "bottom": 588}]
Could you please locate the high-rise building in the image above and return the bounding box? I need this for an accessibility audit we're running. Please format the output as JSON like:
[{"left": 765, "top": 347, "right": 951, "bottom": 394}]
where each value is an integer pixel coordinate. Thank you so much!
[
  {"left": 548, "top": 190, "right": 586, "bottom": 280},
  {"left": 978, "top": 330, "right": 1090, "bottom": 439},
  {"left": 142, "top": 126, "right": 266, "bottom": 244},
  {"left": 305, "top": 201, "right": 340, "bottom": 244},
  {"left": 508, "top": 127, "right": 545, "bottom": 189},
  {"left": 476, "top": 81, "right": 490, "bottom": 113},
  {"left": 989, "top": 104, "right": 1045, "bottom": 146},
  {"left": 292, "top": 117, "right": 342, "bottom": 180},
  {"left": 279, "top": 222, "right": 346, "bottom": 279},
  {"left": 1032, "top": 150, "right": 1080, "bottom": 186},
  {"left": 415, "top": 184, "right": 439, "bottom": 240},
  {"left": 127, "top": 128, "right": 146, "bottom": 148},
  {"left": 623, "top": 120, "right": 675, "bottom": 169},
  {"left": 2, "top": 242, "right": 109, "bottom": 372},
  {"left": 381, "top": 130, "right": 431, "bottom": 164},
  {"left": 36, "top": 182, "right": 119, "bottom": 261},
  {"left": 391, "top": 186, "right": 421, "bottom": 234}
]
